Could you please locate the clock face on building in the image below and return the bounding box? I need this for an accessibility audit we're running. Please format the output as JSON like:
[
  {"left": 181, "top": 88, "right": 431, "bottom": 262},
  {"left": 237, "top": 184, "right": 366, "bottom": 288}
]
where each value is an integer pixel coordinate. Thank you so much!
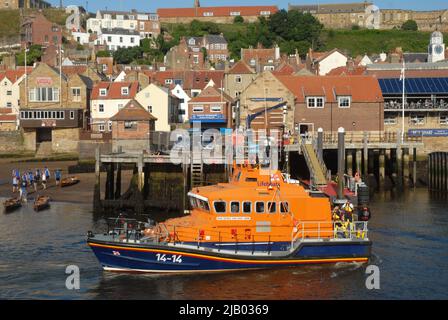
[{"left": 435, "top": 45, "right": 444, "bottom": 55}]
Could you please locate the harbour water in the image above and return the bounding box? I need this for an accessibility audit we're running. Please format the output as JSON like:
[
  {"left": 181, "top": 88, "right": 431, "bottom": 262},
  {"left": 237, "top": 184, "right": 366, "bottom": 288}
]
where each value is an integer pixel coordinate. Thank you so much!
[{"left": 0, "top": 189, "right": 447, "bottom": 300}]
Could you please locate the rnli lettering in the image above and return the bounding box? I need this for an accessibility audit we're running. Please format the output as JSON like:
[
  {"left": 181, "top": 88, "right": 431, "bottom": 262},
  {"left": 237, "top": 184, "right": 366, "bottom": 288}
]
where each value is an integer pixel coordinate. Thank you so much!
[
  {"left": 179, "top": 305, "right": 214, "bottom": 318},
  {"left": 216, "top": 216, "right": 251, "bottom": 221},
  {"left": 257, "top": 182, "right": 280, "bottom": 187}
]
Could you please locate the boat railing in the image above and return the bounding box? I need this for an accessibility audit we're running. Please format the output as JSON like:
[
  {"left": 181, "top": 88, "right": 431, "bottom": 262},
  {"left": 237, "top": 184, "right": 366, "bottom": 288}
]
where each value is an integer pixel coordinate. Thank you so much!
[{"left": 291, "top": 220, "right": 369, "bottom": 248}]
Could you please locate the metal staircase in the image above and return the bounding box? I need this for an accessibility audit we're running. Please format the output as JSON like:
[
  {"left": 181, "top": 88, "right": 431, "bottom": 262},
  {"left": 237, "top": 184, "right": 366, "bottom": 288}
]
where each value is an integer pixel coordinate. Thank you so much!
[{"left": 300, "top": 137, "right": 328, "bottom": 187}]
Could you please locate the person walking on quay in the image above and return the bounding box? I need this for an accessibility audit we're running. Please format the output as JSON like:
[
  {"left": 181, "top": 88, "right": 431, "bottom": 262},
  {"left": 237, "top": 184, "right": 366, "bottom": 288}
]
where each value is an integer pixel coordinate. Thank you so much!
[
  {"left": 55, "top": 169, "right": 61, "bottom": 187},
  {"left": 19, "top": 176, "right": 27, "bottom": 202},
  {"left": 41, "top": 172, "right": 47, "bottom": 190},
  {"left": 12, "top": 174, "right": 18, "bottom": 193},
  {"left": 44, "top": 166, "right": 51, "bottom": 184},
  {"left": 35, "top": 169, "right": 41, "bottom": 189},
  {"left": 28, "top": 169, "right": 35, "bottom": 192}
]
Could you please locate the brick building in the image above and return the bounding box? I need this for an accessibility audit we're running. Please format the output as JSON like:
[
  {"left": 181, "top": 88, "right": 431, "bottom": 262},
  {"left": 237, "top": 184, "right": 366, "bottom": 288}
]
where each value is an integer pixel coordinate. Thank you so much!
[
  {"left": 0, "top": 0, "right": 51, "bottom": 10},
  {"left": 110, "top": 99, "right": 156, "bottom": 153},
  {"left": 276, "top": 75, "right": 384, "bottom": 134},
  {"left": 188, "top": 85, "right": 234, "bottom": 130},
  {"left": 21, "top": 12, "right": 62, "bottom": 48},
  {"left": 241, "top": 45, "right": 281, "bottom": 72},
  {"left": 165, "top": 37, "right": 205, "bottom": 70},
  {"left": 18, "top": 63, "right": 93, "bottom": 153}
]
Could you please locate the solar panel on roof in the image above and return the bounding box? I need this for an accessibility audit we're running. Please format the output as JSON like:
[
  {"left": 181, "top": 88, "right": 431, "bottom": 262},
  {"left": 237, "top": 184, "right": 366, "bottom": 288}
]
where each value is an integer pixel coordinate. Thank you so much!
[{"left": 378, "top": 78, "right": 448, "bottom": 95}]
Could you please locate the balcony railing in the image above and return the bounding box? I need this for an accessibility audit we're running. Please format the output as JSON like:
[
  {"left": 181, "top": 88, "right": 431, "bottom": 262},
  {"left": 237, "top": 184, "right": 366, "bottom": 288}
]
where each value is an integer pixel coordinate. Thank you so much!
[{"left": 385, "top": 100, "right": 448, "bottom": 111}]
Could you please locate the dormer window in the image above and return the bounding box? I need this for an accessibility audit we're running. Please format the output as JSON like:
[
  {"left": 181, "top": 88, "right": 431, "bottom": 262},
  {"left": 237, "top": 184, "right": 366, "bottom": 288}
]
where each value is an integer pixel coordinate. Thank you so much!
[
  {"left": 307, "top": 97, "right": 325, "bottom": 108},
  {"left": 338, "top": 96, "right": 351, "bottom": 108},
  {"left": 165, "top": 79, "right": 173, "bottom": 85},
  {"left": 99, "top": 88, "right": 107, "bottom": 96},
  {"left": 250, "top": 59, "right": 256, "bottom": 66},
  {"left": 121, "top": 87, "right": 129, "bottom": 95}
]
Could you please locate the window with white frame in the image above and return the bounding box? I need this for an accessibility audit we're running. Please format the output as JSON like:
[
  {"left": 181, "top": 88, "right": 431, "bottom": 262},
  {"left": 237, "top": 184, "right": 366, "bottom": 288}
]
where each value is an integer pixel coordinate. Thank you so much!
[
  {"left": 230, "top": 11, "right": 241, "bottom": 16},
  {"left": 72, "top": 87, "right": 81, "bottom": 102},
  {"left": 165, "top": 79, "right": 173, "bottom": 85},
  {"left": 6, "top": 90, "right": 12, "bottom": 96},
  {"left": 124, "top": 121, "right": 137, "bottom": 130},
  {"left": 210, "top": 105, "right": 222, "bottom": 113},
  {"left": 99, "top": 88, "right": 107, "bottom": 96},
  {"left": 440, "top": 115, "right": 448, "bottom": 125},
  {"left": 203, "top": 12, "right": 214, "bottom": 16},
  {"left": 193, "top": 105, "right": 204, "bottom": 112},
  {"left": 338, "top": 96, "right": 351, "bottom": 108},
  {"left": 264, "top": 66, "right": 275, "bottom": 71},
  {"left": 193, "top": 55, "right": 199, "bottom": 64},
  {"left": 99, "top": 104, "right": 104, "bottom": 112},
  {"left": 108, "top": 121, "right": 112, "bottom": 131},
  {"left": 235, "top": 75, "right": 242, "bottom": 83},
  {"left": 70, "top": 111, "right": 75, "bottom": 119},
  {"left": 98, "top": 123, "right": 105, "bottom": 132},
  {"left": 140, "top": 22, "right": 145, "bottom": 31},
  {"left": 384, "top": 116, "right": 397, "bottom": 125},
  {"left": 409, "top": 114, "right": 425, "bottom": 125},
  {"left": 121, "top": 87, "right": 129, "bottom": 95},
  {"left": 307, "top": 97, "right": 325, "bottom": 108},
  {"left": 28, "top": 88, "right": 59, "bottom": 102},
  {"left": 130, "top": 37, "right": 135, "bottom": 44},
  {"left": 260, "top": 11, "right": 271, "bottom": 15},
  {"left": 6, "top": 102, "right": 12, "bottom": 108}
]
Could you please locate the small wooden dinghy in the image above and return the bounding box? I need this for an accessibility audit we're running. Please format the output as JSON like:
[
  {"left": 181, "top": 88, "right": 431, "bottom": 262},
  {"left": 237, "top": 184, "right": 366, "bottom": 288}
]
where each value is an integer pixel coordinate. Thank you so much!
[
  {"left": 61, "top": 176, "right": 80, "bottom": 188},
  {"left": 34, "top": 196, "right": 50, "bottom": 212},
  {"left": 4, "top": 197, "right": 22, "bottom": 213}
]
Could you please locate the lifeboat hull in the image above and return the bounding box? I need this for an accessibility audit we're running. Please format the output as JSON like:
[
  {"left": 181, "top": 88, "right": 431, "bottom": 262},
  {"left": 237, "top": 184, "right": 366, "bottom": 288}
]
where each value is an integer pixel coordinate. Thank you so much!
[{"left": 87, "top": 239, "right": 372, "bottom": 273}]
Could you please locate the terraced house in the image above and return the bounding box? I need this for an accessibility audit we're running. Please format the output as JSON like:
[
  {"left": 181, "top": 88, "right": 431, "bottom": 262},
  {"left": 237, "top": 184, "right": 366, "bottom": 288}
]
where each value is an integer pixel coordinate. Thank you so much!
[
  {"left": 90, "top": 81, "right": 139, "bottom": 133},
  {"left": 19, "top": 63, "right": 92, "bottom": 154}
]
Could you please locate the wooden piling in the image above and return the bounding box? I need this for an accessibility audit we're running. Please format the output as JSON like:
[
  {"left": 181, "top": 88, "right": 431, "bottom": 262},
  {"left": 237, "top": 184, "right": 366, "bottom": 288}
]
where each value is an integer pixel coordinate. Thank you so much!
[
  {"left": 363, "top": 132, "right": 368, "bottom": 178},
  {"left": 412, "top": 148, "right": 417, "bottom": 188},
  {"left": 93, "top": 147, "right": 102, "bottom": 213},
  {"left": 356, "top": 149, "right": 362, "bottom": 175},
  {"left": 403, "top": 149, "right": 410, "bottom": 187},
  {"left": 379, "top": 149, "right": 385, "bottom": 189},
  {"left": 347, "top": 150, "right": 353, "bottom": 177}
]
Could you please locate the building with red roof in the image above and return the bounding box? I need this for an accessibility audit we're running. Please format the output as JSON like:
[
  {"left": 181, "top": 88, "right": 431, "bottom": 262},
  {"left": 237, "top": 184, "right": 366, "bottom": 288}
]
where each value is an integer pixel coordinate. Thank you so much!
[
  {"left": 110, "top": 99, "right": 157, "bottom": 153},
  {"left": 90, "top": 81, "right": 140, "bottom": 132},
  {"left": 158, "top": 4, "right": 278, "bottom": 24}
]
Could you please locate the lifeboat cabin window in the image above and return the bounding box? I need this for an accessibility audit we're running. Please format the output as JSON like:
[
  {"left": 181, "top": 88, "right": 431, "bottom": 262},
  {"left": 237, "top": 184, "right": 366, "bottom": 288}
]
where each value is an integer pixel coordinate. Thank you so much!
[
  {"left": 256, "top": 202, "right": 265, "bottom": 213},
  {"left": 243, "top": 201, "right": 252, "bottom": 214},
  {"left": 214, "top": 201, "right": 226, "bottom": 214},
  {"left": 246, "top": 178, "right": 258, "bottom": 182},
  {"left": 230, "top": 201, "right": 240, "bottom": 214},
  {"left": 267, "top": 202, "right": 276, "bottom": 213},
  {"left": 280, "top": 202, "right": 289, "bottom": 213},
  {"left": 190, "top": 196, "right": 210, "bottom": 212}
]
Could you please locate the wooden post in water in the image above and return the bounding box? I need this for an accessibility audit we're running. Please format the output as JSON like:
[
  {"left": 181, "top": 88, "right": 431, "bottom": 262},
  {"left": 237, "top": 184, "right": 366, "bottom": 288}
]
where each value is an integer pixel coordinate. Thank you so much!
[
  {"left": 428, "top": 153, "right": 433, "bottom": 190},
  {"left": 94, "top": 147, "right": 102, "bottom": 213},
  {"left": 115, "top": 146, "right": 122, "bottom": 199},
  {"left": 347, "top": 150, "right": 353, "bottom": 177},
  {"left": 363, "top": 132, "right": 368, "bottom": 178},
  {"left": 403, "top": 148, "right": 410, "bottom": 187},
  {"left": 182, "top": 151, "right": 189, "bottom": 214},
  {"left": 135, "top": 153, "right": 145, "bottom": 215},
  {"left": 379, "top": 149, "right": 386, "bottom": 189},
  {"left": 396, "top": 131, "right": 403, "bottom": 187},
  {"left": 337, "top": 127, "right": 345, "bottom": 200},
  {"left": 356, "top": 149, "right": 362, "bottom": 176},
  {"left": 106, "top": 163, "right": 115, "bottom": 200},
  {"left": 412, "top": 148, "right": 417, "bottom": 188}
]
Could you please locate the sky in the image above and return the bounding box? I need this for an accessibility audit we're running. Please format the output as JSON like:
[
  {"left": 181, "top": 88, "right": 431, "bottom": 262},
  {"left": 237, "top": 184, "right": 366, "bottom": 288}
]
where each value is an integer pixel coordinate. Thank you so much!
[{"left": 51, "top": 0, "right": 448, "bottom": 13}]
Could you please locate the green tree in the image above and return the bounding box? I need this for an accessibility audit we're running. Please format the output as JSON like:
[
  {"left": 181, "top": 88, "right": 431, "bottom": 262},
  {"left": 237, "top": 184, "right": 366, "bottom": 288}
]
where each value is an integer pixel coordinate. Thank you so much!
[
  {"left": 402, "top": 20, "right": 418, "bottom": 31},
  {"left": 16, "top": 45, "right": 42, "bottom": 66},
  {"left": 96, "top": 50, "right": 111, "bottom": 57},
  {"left": 234, "top": 16, "right": 244, "bottom": 24},
  {"left": 113, "top": 46, "right": 143, "bottom": 64}
]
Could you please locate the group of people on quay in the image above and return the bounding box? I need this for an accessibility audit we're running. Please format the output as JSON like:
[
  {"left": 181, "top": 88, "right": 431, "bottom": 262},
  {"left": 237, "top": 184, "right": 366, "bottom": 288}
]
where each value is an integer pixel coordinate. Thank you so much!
[{"left": 11, "top": 167, "right": 62, "bottom": 201}]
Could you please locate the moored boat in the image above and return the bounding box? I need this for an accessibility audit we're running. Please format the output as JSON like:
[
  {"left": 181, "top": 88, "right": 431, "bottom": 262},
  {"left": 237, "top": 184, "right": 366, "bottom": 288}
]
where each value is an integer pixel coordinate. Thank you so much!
[
  {"left": 34, "top": 196, "right": 50, "bottom": 212},
  {"left": 3, "top": 197, "right": 22, "bottom": 213},
  {"left": 87, "top": 164, "right": 372, "bottom": 273},
  {"left": 61, "top": 177, "right": 80, "bottom": 188}
]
